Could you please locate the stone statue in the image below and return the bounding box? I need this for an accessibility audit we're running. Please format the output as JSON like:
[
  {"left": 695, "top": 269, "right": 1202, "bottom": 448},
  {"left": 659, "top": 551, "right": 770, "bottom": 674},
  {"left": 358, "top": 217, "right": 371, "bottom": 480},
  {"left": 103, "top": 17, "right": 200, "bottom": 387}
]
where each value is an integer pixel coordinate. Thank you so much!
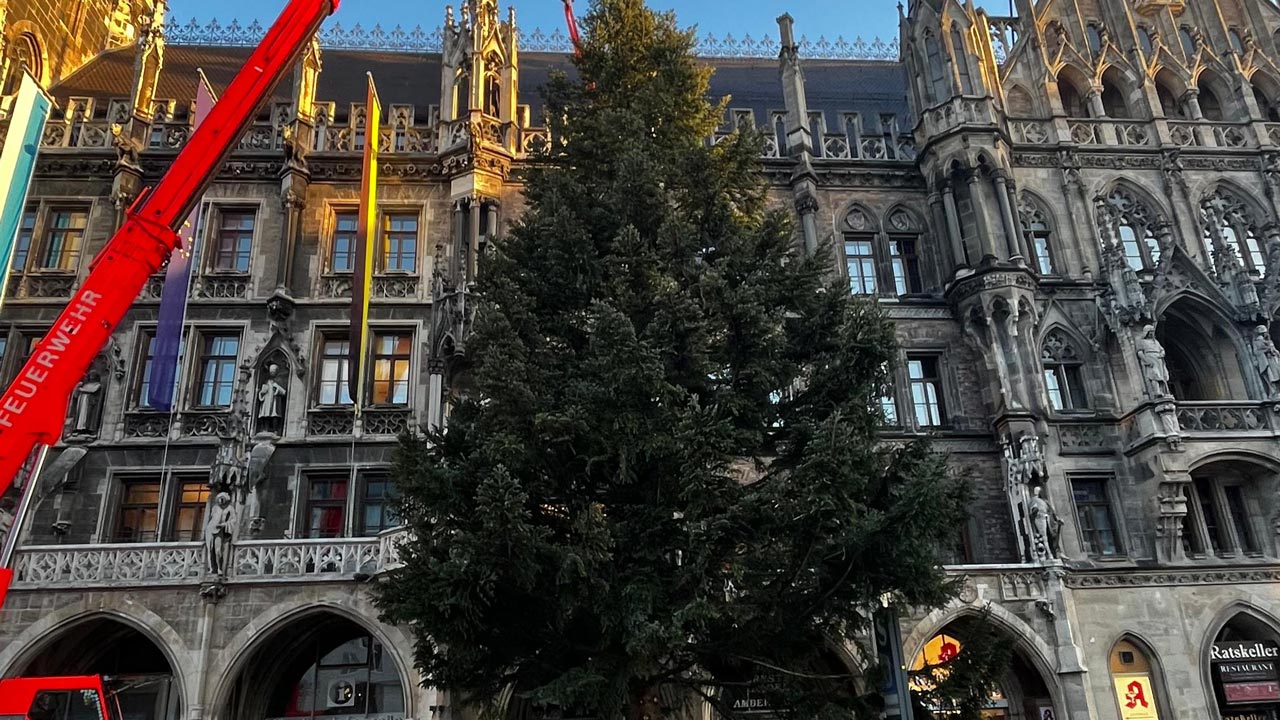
[
  {"left": 1136, "top": 325, "right": 1172, "bottom": 398},
  {"left": 70, "top": 370, "right": 103, "bottom": 434},
  {"left": 1028, "top": 485, "right": 1064, "bottom": 561},
  {"left": 256, "top": 362, "right": 288, "bottom": 435},
  {"left": 1252, "top": 325, "right": 1280, "bottom": 399},
  {"left": 204, "top": 492, "right": 236, "bottom": 576},
  {"left": 211, "top": 436, "right": 244, "bottom": 492}
]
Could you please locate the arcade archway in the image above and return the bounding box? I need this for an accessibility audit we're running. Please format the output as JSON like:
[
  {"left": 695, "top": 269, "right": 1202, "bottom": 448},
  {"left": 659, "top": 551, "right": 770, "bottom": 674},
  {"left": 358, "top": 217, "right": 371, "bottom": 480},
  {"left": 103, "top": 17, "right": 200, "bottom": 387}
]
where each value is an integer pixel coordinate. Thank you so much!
[
  {"left": 9, "top": 616, "right": 180, "bottom": 720},
  {"left": 222, "top": 611, "right": 408, "bottom": 720},
  {"left": 909, "top": 617, "right": 1055, "bottom": 719}
]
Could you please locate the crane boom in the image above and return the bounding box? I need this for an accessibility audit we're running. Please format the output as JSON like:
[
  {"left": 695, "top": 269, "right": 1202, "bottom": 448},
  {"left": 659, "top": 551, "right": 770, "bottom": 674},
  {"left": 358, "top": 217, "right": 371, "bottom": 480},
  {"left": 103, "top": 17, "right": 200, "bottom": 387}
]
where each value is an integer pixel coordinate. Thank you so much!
[{"left": 0, "top": 0, "right": 338, "bottom": 506}]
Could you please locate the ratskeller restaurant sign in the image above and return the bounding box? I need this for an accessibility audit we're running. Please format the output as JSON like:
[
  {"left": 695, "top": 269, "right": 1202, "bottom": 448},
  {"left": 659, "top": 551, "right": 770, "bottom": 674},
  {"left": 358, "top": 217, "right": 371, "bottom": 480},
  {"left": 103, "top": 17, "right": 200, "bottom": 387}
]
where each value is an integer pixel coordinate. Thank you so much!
[{"left": 1213, "top": 641, "right": 1280, "bottom": 709}]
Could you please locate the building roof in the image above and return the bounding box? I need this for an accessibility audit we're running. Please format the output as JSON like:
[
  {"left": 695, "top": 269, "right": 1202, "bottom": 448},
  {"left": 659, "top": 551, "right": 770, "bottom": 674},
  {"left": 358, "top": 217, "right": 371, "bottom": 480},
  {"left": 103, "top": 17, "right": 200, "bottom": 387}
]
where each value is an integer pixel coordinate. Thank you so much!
[{"left": 50, "top": 44, "right": 912, "bottom": 132}]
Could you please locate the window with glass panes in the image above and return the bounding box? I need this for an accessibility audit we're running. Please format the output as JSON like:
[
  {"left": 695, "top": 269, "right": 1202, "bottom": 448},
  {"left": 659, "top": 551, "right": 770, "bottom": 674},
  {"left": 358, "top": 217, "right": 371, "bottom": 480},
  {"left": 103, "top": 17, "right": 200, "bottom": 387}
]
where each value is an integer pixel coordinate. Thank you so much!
[
  {"left": 844, "top": 237, "right": 877, "bottom": 295},
  {"left": 1023, "top": 218, "right": 1055, "bottom": 275},
  {"left": 1224, "top": 485, "right": 1258, "bottom": 554},
  {"left": 360, "top": 475, "right": 398, "bottom": 536},
  {"left": 370, "top": 332, "right": 411, "bottom": 405},
  {"left": 907, "top": 356, "right": 946, "bottom": 427},
  {"left": 39, "top": 208, "right": 88, "bottom": 271},
  {"left": 1071, "top": 476, "right": 1120, "bottom": 557},
  {"left": 211, "top": 210, "right": 254, "bottom": 272},
  {"left": 171, "top": 480, "right": 210, "bottom": 541},
  {"left": 305, "top": 476, "right": 348, "bottom": 538},
  {"left": 115, "top": 478, "right": 162, "bottom": 542},
  {"left": 381, "top": 213, "right": 417, "bottom": 273},
  {"left": 9, "top": 209, "right": 35, "bottom": 271},
  {"left": 889, "top": 237, "right": 922, "bottom": 295},
  {"left": 133, "top": 332, "right": 184, "bottom": 410},
  {"left": 195, "top": 333, "right": 239, "bottom": 407},
  {"left": 317, "top": 336, "right": 353, "bottom": 405},
  {"left": 1193, "top": 478, "right": 1226, "bottom": 555},
  {"left": 330, "top": 211, "right": 357, "bottom": 273}
]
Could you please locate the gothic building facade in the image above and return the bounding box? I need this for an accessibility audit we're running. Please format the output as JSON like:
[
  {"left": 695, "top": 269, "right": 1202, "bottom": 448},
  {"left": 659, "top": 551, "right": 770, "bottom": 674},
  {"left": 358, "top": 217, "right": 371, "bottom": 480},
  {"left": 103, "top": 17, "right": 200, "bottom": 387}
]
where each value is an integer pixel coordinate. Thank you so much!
[{"left": 2, "top": 0, "right": 1280, "bottom": 719}]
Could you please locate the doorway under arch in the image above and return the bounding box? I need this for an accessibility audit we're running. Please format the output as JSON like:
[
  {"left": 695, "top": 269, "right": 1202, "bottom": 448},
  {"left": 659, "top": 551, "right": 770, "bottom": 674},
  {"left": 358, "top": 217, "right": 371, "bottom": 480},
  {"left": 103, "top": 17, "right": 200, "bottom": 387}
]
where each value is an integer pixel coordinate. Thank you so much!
[
  {"left": 221, "top": 611, "right": 408, "bottom": 720},
  {"left": 1206, "top": 610, "right": 1280, "bottom": 718},
  {"left": 9, "top": 616, "right": 180, "bottom": 720}
]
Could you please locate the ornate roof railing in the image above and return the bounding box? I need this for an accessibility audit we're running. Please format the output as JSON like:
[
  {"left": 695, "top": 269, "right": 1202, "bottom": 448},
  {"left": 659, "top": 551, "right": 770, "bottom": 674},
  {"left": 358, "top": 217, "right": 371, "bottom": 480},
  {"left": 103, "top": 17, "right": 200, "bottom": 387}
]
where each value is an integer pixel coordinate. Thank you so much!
[{"left": 163, "top": 17, "right": 902, "bottom": 61}]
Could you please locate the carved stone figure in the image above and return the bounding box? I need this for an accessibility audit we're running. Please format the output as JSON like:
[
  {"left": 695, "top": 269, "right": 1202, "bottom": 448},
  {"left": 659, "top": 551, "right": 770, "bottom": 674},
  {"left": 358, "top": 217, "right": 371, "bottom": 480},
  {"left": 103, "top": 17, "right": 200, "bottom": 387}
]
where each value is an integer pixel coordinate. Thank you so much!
[
  {"left": 1252, "top": 325, "right": 1280, "bottom": 399},
  {"left": 204, "top": 492, "right": 236, "bottom": 576},
  {"left": 1136, "top": 325, "right": 1171, "bottom": 398},
  {"left": 256, "top": 362, "right": 288, "bottom": 435},
  {"left": 1028, "top": 485, "right": 1064, "bottom": 561},
  {"left": 70, "top": 370, "right": 104, "bottom": 434},
  {"left": 211, "top": 435, "right": 244, "bottom": 491}
]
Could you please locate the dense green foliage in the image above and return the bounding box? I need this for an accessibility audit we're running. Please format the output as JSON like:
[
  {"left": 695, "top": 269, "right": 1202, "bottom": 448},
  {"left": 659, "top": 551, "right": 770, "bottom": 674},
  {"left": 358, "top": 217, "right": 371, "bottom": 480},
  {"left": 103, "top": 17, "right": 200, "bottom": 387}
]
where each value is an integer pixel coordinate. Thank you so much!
[{"left": 376, "top": 1, "right": 972, "bottom": 718}]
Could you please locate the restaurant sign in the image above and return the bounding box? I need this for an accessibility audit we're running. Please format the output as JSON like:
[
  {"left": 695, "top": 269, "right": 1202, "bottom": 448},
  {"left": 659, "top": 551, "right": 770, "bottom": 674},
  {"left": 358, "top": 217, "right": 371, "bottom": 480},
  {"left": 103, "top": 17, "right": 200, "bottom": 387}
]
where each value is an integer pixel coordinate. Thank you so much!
[{"left": 1214, "top": 641, "right": 1280, "bottom": 706}]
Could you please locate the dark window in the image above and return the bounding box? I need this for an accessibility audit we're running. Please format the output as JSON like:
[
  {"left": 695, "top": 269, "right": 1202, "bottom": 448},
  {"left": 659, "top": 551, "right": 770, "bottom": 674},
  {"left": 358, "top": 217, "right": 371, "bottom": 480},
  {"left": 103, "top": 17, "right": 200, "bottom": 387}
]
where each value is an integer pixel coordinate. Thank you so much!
[
  {"left": 950, "top": 27, "right": 973, "bottom": 95},
  {"left": 381, "top": 213, "right": 417, "bottom": 273},
  {"left": 317, "top": 335, "right": 353, "bottom": 406},
  {"left": 1138, "top": 27, "right": 1154, "bottom": 56},
  {"left": 39, "top": 208, "right": 88, "bottom": 271},
  {"left": 889, "top": 237, "right": 922, "bottom": 295},
  {"left": 1229, "top": 29, "right": 1245, "bottom": 54},
  {"left": 370, "top": 332, "right": 412, "bottom": 406},
  {"left": 1194, "top": 479, "right": 1226, "bottom": 555},
  {"left": 330, "top": 211, "right": 358, "bottom": 273},
  {"left": 1044, "top": 364, "right": 1088, "bottom": 411},
  {"left": 135, "top": 334, "right": 157, "bottom": 408},
  {"left": 1072, "top": 477, "right": 1120, "bottom": 557},
  {"left": 211, "top": 210, "right": 254, "bottom": 273},
  {"left": 926, "top": 35, "right": 948, "bottom": 101},
  {"left": 171, "top": 481, "right": 210, "bottom": 542},
  {"left": 1224, "top": 485, "right": 1258, "bottom": 554},
  {"left": 195, "top": 333, "right": 239, "bottom": 408},
  {"left": 908, "top": 356, "right": 946, "bottom": 427},
  {"left": 305, "top": 476, "right": 348, "bottom": 538},
  {"left": 844, "top": 237, "right": 877, "bottom": 295},
  {"left": 9, "top": 209, "right": 35, "bottom": 270},
  {"left": 1024, "top": 217, "right": 1055, "bottom": 275},
  {"left": 1086, "top": 24, "right": 1103, "bottom": 57},
  {"left": 360, "top": 476, "right": 399, "bottom": 536},
  {"left": 1179, "top": 27, "right": 1197, "bottom": 58},
  {"left": 115, "top": 478, "right": 161, "bottom": 542}
]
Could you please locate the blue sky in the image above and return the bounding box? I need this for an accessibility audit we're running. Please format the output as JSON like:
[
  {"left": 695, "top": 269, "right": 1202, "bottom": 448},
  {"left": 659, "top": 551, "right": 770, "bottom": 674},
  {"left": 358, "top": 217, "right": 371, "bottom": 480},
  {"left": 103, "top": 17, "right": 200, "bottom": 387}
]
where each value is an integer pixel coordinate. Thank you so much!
[{"left": 164, "top": 0, "right": 1008, "bottom": 46}]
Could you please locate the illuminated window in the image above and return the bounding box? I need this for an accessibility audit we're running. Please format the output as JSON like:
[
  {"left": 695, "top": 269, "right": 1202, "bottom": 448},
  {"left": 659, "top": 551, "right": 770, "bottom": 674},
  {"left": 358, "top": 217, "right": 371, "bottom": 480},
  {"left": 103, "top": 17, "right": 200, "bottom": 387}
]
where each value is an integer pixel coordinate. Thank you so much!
[
  {"left": 171, "top": 481, "right": 210, "bottom": 542},
  {"left": 39, "top": 208, "right": 88, "bottom": 271},
  {"left": 316, "top": 335, "right": 353, "bottom": 406},
  {"left": 370, "top": 332, "right": 412, "bottom": 406},
  {"left": 114, "top": 478, "right": 161, "bottom": 543}
]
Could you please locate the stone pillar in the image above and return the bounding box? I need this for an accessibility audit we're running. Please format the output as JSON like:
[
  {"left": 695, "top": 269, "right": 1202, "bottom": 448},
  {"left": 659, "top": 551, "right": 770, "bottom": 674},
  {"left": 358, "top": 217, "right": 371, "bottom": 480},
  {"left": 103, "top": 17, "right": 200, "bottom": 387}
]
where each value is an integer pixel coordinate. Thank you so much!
[
  {"left": 1086, "top": 87, "right": 1105, "bottom": 118},
  {"left": 468, "top": 198, "right": 483, "bottom": 283},
  {"left": 942, "top": 183, "right": 967, "bottom": 268},
  {"left": 276, "top": 182, "right": 306, "bottom": 292},
  {"left": 452, "top": 199, "right": 467, "bottom": 281},
  {"left": 427, "top": 359, "right": 445, "bottom": 432},
  {"left": 967, "top": 171, "right": 998, "bottom": 263},
  {"left": 993, "top": 171, "right": 1021, "bottom": 262}
]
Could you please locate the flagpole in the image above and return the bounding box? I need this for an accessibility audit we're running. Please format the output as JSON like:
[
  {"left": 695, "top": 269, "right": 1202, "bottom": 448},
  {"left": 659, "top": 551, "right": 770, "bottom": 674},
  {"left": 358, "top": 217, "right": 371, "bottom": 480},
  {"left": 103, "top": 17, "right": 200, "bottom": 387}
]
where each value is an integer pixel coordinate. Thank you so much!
[{"left": 0, "top": 71, "right": 52, "bottom": 313}]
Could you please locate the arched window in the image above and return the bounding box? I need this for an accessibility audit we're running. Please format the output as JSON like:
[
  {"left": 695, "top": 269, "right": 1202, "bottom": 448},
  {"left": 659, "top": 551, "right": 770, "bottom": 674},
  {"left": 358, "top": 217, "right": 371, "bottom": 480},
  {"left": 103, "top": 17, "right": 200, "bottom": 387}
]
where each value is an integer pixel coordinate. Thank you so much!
[
  {"left": 1180, "top": 26, "right": 1197, "bottom": 58},
  {"left": 886, "top": 208, "right": 924, "bottom": 296},
  {"left": 1042, "top": 329, "right": 1088, "bottom": 411},
  {"left": 1101, "top": 187, "right": 1162, "bottom": 271},
  {"left": 1201, "top": 189, "right": 1267, "bottom": 275},
  {"left": 841, "top": 206, "right": 878, "bottom": 296},
  {"left": 1200, "top": 84, "right": 1226, "bottom": 121},
  {"left": 951, "top": 27, "right": 974, "bottom": 95},
  {"left": 1018, "top": 193, "right": 1057, "bottom": 275},
  {"left": 1110, "top": 639, "right": 1166, "bottom": 720},
  {"left": 1100, "top": 70, "right": 1131, "bottom": 118},
  {"left": 926, "top": 33, "right": 949, "bottom": 102},
  {"left": 1254, "top": 79, "right": 1280, "bottom": 121},
  {"left": 1187, "top": 461, "right": 1267, "bottom": 558},
  {"left": 1155, "top": 72, "right": 1185, "bottom": 118},
  {"left": 1057, "top": 71, "right": 1089, "bottom": 117},
  {"left": 1207, "top": 611, "right": 1280, "bottom": 718}
]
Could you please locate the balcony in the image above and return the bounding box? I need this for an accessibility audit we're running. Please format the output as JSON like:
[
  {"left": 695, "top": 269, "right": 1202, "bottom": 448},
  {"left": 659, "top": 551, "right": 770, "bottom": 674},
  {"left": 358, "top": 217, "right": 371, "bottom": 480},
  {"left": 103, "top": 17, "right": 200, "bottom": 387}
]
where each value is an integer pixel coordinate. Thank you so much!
[
  {"left": 1009, "top": 116, "right": 1265, "bottom": 151},
  {"left": 8, "top": 529, "right": 408, "bottom": 590},
  {"left": 1175, "top": 401, "right": 1275, "bottom": 436}
]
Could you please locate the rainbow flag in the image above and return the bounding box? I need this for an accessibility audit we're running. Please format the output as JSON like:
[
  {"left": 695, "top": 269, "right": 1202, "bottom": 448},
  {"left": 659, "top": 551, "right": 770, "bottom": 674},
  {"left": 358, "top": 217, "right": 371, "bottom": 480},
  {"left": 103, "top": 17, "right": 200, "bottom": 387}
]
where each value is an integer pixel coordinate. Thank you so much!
[
  {"left": 150, "top": 71, "right": 217, "bottom": 411},
  {"left": 349, "top": 73, "right": 381, "bottom": 416},
  {"left": 0, "top": 71, "right": 51, "bottom": 310}
]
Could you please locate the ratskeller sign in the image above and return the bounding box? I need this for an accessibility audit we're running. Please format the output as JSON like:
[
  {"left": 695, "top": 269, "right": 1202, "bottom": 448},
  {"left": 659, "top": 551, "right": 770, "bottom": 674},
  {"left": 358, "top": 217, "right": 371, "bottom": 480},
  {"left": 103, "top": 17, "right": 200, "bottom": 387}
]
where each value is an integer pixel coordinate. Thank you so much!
[{"left": 1214, "top": 642, "right": 1280, "bottom": 706}]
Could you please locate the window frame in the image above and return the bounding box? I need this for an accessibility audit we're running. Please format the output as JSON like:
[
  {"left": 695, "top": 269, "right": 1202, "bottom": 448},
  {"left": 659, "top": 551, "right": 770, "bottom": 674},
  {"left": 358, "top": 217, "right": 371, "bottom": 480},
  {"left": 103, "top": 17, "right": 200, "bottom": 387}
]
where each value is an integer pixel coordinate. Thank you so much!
[
  {"left": 297, "top": 467, "right": 398, "bottom": 539},
  {"left": 8, "top": 206, "right": 37, "bottom": 273},
  {"left": 169, "top": 478, "right": 212, "bottom": 542},
  {"left": 888, "top": 234, "right": 924, "bottom": 296},
  {"left": 368, "top": 329, "right": 414, "bottom": 407},
  {"left": 302, "top": 474, "right": 350, "bottom": 539},
  {"left": 191, "top": 329, "right": 242, "bottom": 410},
  {"left": 1069, "top": 474, "right": 1124, "bottom": 559},
  {"left": 33, "top": 205, "right": 90, "bottom": 273},
  {"left": 379, "top": 210, "right": 420, "bottom": 274},
  {"left": 358, "top": 472, "right": 399, "bottom": 536},
  {"left": 314, "top": 332, "right": 355, "bottom": 407},
  {"left": 1185, "top": 474, "right": 1264, "bottom": 559},
  {"left": 906, "top": 354, "right": 949, "bottom": 429},
  {"left": 206, "top": 205, "right": 257, "bottom": 275},
  {"left": 327, "top": 208, "right": 359, "bottom": 275},
  {"left": 111, "top": 475, "right": 164, "bottom": 543},
  {"left": 843, "top": 234, "right": 879, "bottom": 296}
]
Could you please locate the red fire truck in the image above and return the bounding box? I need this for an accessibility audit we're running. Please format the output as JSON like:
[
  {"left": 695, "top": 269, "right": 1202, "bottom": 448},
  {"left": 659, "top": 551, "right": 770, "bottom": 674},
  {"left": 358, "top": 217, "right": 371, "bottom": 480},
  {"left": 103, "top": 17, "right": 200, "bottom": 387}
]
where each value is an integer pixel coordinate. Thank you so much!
[{"left": 0, "top": 0, "right": 338, "bottom": 713}]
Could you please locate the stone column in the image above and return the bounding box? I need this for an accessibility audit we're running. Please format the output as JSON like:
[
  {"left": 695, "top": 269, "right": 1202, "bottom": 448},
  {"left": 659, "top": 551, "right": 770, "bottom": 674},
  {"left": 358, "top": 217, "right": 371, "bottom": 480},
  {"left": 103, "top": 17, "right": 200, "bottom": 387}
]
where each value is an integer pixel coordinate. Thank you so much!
[
  {"left": 452, "top": 199, "right": 467, "bottom": 282},
  {"left": 275, "top": 183, "right": 306, "bottom": 292},
  {"left": 942, "top": 182, "right": 967, "bottom": 268},
  {"left": 427, "top": 359, "right": 445, "bottom": 432},
  {"left": 468, "top": 198, "right": 483, "bottom": 283},
  {"left": 993, "top": 171, "right": 1022, "bottom": 262},
  {"left": 967, "top": 172, "right": 998, "bottom": 263}
]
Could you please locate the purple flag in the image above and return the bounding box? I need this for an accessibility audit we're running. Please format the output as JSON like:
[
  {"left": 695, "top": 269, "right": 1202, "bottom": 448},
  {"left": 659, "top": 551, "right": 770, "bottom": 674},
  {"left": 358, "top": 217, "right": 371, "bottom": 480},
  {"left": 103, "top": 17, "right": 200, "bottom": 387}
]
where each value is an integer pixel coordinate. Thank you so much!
[{"left": 149, "top": 73, "right": 217, "bottom": 411}]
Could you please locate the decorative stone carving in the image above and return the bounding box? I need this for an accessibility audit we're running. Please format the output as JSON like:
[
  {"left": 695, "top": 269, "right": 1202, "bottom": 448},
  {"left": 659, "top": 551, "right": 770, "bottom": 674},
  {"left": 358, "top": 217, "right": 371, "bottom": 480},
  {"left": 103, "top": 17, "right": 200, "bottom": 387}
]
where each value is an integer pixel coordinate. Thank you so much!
[
  {"left": 204, "top": 492, "right": 236, "bottom": 576},
  {"left": 255, "top": 362, "right": 288, "bottom": 435},
  {"left": 1001, "top": 432, "right": 1055, "bottom": 564},
  {"left": 68, "top": 369, "right": 104, "bottom": 438},
  {"left": 1028, "top": 485, "right": 1064, "bottom": 561},
  {"left": 1135, "top": 325, "right": 1171, "bottom": 399},
  {"left": 1251, "top": 325, "right": 1280, "bottom": 400}
]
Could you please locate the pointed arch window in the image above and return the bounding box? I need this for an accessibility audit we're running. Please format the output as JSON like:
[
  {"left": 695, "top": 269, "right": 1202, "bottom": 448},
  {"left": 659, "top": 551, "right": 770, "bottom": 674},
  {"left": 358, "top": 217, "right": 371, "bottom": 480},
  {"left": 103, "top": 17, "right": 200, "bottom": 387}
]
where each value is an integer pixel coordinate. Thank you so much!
[
  {"left": 949, "top": 27, "right": 974, "bottom": 95},
  {"left": 887, "top": 209, "right": 924, "bottom": 296},
  {"left": 1018, "top": 194, "right": 1056, "bottom": 275},
  {"left": 1110, "top": 640, "right": 1164, "bottom": 719},
  {"left": 842, "top": 207, "right": 878, "bottom": 296},
  {"left": 925, "top": 33, "right": 949, "bottom": 102},
  {"left": 1201, "top": 189, "right": 1266, "bottom": 276},
  {"left": 1102, "top": 188, "right": 1162, "bottom": 271},
  {"left": 1042, "top": 330, "right": 1088, "bottom": 411}
]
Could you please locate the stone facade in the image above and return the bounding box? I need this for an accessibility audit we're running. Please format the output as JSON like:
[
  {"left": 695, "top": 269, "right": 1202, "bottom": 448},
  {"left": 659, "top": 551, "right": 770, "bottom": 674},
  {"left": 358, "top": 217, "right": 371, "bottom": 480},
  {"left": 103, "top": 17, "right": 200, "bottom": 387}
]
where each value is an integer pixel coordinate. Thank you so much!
[{"left": 5, "top": 0, "right": 1280, "bottom": 719}]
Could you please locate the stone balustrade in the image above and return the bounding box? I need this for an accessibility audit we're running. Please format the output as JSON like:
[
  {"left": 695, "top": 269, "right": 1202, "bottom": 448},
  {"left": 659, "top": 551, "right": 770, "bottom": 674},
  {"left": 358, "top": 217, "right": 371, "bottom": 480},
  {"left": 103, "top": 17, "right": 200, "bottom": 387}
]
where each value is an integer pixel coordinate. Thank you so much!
[
  {"left": 1175, "top": 401, "right": 1274, "bottom": 434},
  {"left": 10, "top": 529, "right": 410, "bottom": 590}
]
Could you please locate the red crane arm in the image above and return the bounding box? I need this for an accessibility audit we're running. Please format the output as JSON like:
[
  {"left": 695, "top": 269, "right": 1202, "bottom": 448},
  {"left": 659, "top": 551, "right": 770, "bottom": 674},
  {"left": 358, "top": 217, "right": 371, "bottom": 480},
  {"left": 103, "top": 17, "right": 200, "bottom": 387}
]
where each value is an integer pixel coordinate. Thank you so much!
[
  {"left": 562, "top": 0, "right": 582, "bottom": 57},
  {"left": 0, "top": 0, "right": 338, "bottom": 498}
]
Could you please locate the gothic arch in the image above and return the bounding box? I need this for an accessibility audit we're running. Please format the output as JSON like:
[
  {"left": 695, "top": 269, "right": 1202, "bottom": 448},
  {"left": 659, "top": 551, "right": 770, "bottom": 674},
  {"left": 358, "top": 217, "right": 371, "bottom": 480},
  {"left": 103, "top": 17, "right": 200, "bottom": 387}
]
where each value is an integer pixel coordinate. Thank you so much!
[
  {"left": 1107, "top": 633, "right": 1175, "bottom": 720},
  {"left": 882, "top": 203, "right": 925, "bottom": 234},
  {"left": 1155, "top": 293, "right": 1252, "bottom": 401},
  {"left": 209, "top": 599, "right": 418, "bottom": 720},
  {"left": 1188, "top": 448, "right": 1280, "bottom": 474},
  {"left": 1249, "top": 69, "right": 1280, "bottom": 120},
  {"left": 1193, "top": 67, "right": 1240, "bottom": 121},
  {"left": 838, "top": 202, "right": 880, "bottom": 234},
  {"left": 1036, "top": 322, "right": 1093, "bottom": 361},
  {"left": 6, "top": 22, "right": 48, "bottom": 88},
  {"left": 1005, "top": 84, "right": 1036, "bottom": 117},
  {"left": 1154, "top": 68, "right": 1190, "bottom": 118},
  {"left": 0, "top": 606, "right": 191, "bottom": 715},
  {"left": 1200, "top": 602, "right": 1280, "bottom": 719},
  {"left": 1055, "top": 63, "right": 1093, "bottom": 117},
  {"left": 1100, "top": 65, "right": 1143, "bottom": 118},
  {"left": 1096, "top": 178, "right": 1171, "bottom": 226},
  {"left": 904, "top": 602, "right": 1066, "bottom": 715}
]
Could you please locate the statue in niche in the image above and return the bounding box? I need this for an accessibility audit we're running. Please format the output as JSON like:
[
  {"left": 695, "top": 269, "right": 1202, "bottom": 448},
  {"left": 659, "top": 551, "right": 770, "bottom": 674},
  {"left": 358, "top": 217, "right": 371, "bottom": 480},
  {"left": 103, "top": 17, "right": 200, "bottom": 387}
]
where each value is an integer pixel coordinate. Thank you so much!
[
  {"left": 204, "top": 492, "right": 236, "bottom": 576},
  {"left": 1251, "top": 325, "right": 1280, "bottom": 400},
  {"left": 255, "top": 362, "right": 288, "bottom": 436},
  {"left": 1136, "top": 325, "right": 1172, "bottom": 399},
  {"left": 1028, "top": 485, "right": 1064, "bottom": 561},
  {"left": 70, "top": 369, "right": 104, "bottom": 436}
]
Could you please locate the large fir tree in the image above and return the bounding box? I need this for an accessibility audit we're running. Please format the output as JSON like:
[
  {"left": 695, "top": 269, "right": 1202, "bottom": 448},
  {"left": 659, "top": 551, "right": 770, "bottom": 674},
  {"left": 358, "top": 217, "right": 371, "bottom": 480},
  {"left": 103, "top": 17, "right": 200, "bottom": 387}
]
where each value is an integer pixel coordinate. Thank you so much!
[{"left": 376, "top": 1, "right": 972, "bottom": 718}]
